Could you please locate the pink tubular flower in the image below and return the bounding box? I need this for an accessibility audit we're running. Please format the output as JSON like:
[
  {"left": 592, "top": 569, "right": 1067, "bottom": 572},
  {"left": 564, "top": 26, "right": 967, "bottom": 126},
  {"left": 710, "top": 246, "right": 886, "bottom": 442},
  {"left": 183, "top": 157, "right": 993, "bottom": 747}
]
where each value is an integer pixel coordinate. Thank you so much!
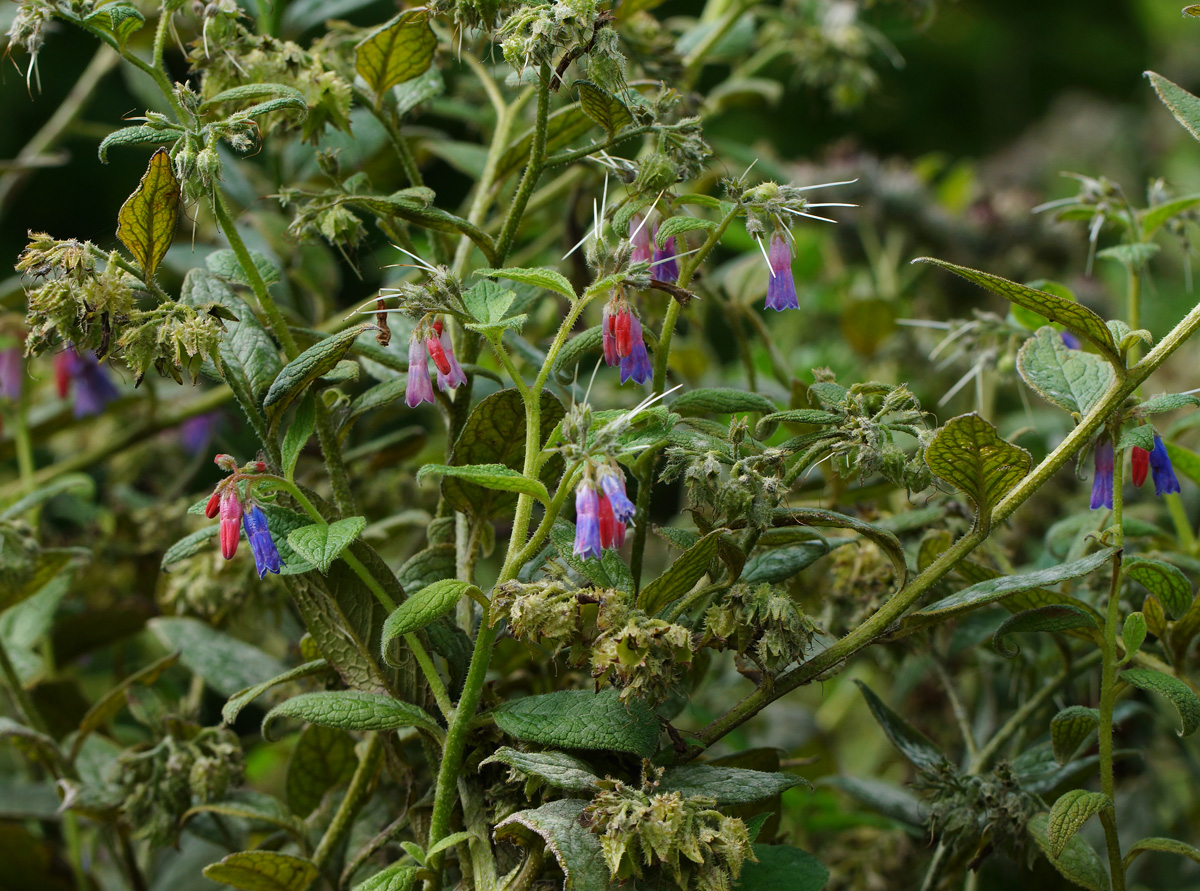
[
  {"left": 764, "top": 233, "right": 798, "bottom": 311},
  {"left": 405, "top": 335, "right": 434, "bottom": 407},
  {"left": 435, "top": 326, "right": 467, "bottom": 392},
  {"left": 652, "top": 229, "right": 679, "bottom": 283},
  {"left": 619, "top": 313, "right": 652, "bottom": 385},
  {"left": 629, "top": 213, "right": 653, "bottom": 265},
  {"left": 219, "top": 488, "right": 243, "bottom": 559}
]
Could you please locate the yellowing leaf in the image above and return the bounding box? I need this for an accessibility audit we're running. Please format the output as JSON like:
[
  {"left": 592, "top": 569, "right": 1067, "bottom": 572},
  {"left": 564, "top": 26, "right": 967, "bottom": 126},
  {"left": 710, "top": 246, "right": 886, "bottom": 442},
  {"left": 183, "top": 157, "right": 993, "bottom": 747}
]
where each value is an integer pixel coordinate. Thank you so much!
[
  {"left": 575, "top": 80, "right": 634, "bottom": 135},
  {"left": 355, "top": 10, "right": 438, "bottom": 100},
  {"left": 117, "top": 148, "right": 179, "bottom": 280},
  {"left": 202, "top": 851, "right": 318, "bottom": 891},
  {"left": 924, "top": 413, "right": 1031, "bottom": 521}
]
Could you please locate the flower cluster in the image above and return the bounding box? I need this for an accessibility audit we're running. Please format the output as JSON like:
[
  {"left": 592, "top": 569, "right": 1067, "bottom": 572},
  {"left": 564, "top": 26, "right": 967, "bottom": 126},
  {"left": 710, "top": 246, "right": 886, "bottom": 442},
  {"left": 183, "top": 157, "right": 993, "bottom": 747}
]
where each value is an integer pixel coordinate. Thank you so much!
[
  {"left": 574, "top": 464, "right": 637, "bottom": 559},
  {"left": 1090, "top": 429, "right": 1181, "bottom": 510},
  {"left": 602, "top": 296, "right": 652, "bottom": 385},
  {"left": 203, "top": 455, "right": 282, "bottom": 578},
  {"left": 627, "top": 212, "right": 680, "bottom": 284},
  {"left": 406, "top": 317, "right": 467, "bottom": 407}
]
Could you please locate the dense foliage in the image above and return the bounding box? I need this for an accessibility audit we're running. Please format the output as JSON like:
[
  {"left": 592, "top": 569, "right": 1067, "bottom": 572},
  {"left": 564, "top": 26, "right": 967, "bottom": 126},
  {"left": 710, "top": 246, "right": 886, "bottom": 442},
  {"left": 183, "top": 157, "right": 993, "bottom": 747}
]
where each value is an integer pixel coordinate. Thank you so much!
[{"left": 6, "top": 1, "right": 1200, "bottom": 890}]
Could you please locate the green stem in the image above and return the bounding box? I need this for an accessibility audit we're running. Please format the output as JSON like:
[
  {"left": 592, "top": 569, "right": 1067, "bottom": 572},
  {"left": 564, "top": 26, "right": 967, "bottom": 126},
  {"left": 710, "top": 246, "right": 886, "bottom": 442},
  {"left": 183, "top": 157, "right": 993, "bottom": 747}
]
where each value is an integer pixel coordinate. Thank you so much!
[
  {"left": 152, "top": 6, "right": 171, "bottom": 74},
  {"left": 0, "top": 635, "right": 46, "bottom": 734},
  {"left": 495, "top": 64, "right": 551, "bottom": 264},
  {"left": 1098, "top": 447, "right": 1126, "bottom": 891},
  {"left": 314, "top": 402, "right": 355, "bottom": 516},
  {"left": 308, "top": 734, "right": 383, "bottom": 879},
  {"left": 542, "top": 126, "right": 654, "bottom": 170},
  {"left": 13, "top": 374, "right": 35, "bottom": 495},
  {"left": 355, "top": 88, "right": 425, "bottom": 188},
  {"left": 1165, "top": 493, "right": 1197, "bottom": 554}
]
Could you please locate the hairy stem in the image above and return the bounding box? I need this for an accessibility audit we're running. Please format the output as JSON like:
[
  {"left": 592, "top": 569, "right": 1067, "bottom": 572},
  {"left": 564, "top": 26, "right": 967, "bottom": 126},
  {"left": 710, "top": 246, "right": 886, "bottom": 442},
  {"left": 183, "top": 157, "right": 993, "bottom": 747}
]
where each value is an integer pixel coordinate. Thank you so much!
[
  {"left": 309, "top": 734, "right": 383, "bottom": 880},
  {"left": 495, "top": 64, "right": 551, "bottom": 263},
  {"left": 1098, "top": 449, "right": 1126, "bottom": 890}
]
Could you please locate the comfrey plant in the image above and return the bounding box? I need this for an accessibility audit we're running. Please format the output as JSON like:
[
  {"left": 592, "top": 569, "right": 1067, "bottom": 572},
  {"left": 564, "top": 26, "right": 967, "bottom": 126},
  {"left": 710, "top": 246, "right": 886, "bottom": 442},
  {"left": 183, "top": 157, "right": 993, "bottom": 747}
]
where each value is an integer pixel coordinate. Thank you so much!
[{"left": 8, "top": 2, "right": 1200, "bottom": 891}]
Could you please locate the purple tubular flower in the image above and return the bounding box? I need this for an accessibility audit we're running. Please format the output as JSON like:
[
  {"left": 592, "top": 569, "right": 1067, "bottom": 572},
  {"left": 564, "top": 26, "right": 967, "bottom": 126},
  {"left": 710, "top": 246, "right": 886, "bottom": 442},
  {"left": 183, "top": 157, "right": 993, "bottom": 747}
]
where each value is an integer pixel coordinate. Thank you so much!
[
  {"left": 405, "top": 335, "right": 435, "bottom": 407},
  {"left": 601, "top": 303, "right": 618, "bottom": 366},
  {"left": 1091, "top": 438, "right": 1114, "bottom": 510},
  {"left": 0, "top": 348, "right": 22, "bottom": 400},
  {"left": 180, "top": 412, "right": 220, "bottom": 456},
  {"left": 71, "top": 351, "right": 120, "bottom": 418},
  {"left": 629, "top": 214, "right": 653, "bottom": 265},
  {"left": 765, "top": 234, "right": 799, "bottom": 311},
  {"left": 574, "top": 484, "right": 602, "bottom": 560},
  {"left": 1149, "top": 434, "right": 1182, "bottom": 496},
  {"left": 1060, "top": 331, "right": 1082, "bottom": 350},
  {"left": 619, "top": 314, "right": 652, "bottom": 385},
  {"left": 599, "top": 469, "right": 635, "bottom": 522},
  {"left": 435, "top": 327, "right": 468, "bottom": 392},
  {"left": 242, "top": 504, "right": 282, "bottom": 578},
  {"left": 652, "top": 232, "right": 679, "bottom": 283}
]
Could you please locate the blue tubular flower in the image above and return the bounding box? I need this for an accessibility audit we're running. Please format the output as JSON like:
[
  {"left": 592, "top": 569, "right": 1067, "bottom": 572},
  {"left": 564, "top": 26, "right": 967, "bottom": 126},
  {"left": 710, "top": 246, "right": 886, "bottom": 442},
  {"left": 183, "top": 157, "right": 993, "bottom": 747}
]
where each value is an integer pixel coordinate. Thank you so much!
[
  {"left": 1060, "top": 331, "right": 1082, "bottom": 350},
  {"left": 574, "top": 483, "right": 602, "bottom": 559},
  {"left": 1091, "top": 438, "right": 1114, "bottom": 510},
  {"left": 242, "top": 504, "right": 282, "bottom": 578},
  {"left": 765, "top": 233, "right": 799, "bottom": 311},
  {"left": 599, "top": 467, "right": 635, "bottom": 522},
  {"left": 1149, "top": 434, "right": 1182, "bottom": 496},
  {"left": 619, "top": 314, "right": 652, "bottom": 385}
]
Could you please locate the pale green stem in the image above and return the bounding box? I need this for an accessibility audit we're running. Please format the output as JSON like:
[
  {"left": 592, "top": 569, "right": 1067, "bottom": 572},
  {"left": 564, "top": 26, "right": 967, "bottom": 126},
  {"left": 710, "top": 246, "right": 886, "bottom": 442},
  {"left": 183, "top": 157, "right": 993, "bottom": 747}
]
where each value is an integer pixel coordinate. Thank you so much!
[
  {"left": 1165, "top": 493, "right": 1197, "bottom": 554},
  {"left": 495, "top": 64, "right": 551, "bottom": 264},
  {"left": 1098, "top": 446, "right": 1126, "bottom": 891},
  {"left": 308, "top": 734, "right": 383, "bottom": 881},
  {"left": 152, "top": 7, "right": 171, "bottom": 74},
  {"left": 13, "top": 375, "right": 35, "bottom": 495}
]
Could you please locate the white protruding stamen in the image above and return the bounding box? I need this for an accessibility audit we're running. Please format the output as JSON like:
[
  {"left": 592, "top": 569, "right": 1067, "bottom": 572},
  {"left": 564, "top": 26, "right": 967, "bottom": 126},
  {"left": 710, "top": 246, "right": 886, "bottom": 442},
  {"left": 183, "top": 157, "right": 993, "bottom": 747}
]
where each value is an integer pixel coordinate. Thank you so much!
[
  {"left": 649, "top": 245, "right": 703, "bottom": 267},
  {"left": 939, "top": 362, "right": 983, "bottom": 407},
  {"left": 804, "top": 202, "right": 859, "bottom": 208},
  {"left": 896, "top": 318, "right": 953, "bottom": 329},
  {"left": 755, "top": 234, "right": 775, "bottom": 279},
  {"left": 783, "top": 209, "right": 839, "bottom": 224},
  {"left": 793, "top": 177, "right": 858, "bottom": 192},
  {"left": 388, "top": 245, "right": 439, "bottom": 274}
]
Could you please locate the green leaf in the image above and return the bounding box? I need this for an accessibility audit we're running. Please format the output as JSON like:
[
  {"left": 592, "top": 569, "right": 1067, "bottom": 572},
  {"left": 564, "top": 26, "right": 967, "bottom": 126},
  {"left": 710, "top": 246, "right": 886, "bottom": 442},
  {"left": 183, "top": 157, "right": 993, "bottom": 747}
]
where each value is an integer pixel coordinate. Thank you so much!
[
  {"left": 659, "top": 764, "right": 805, "bottom": 805},
  {"left": 381, "top": 579, "right": 483, "bottom": 646},
  {"left": 673, "top": 388, "right": 777, "bottom": 416},
  {"left": 206, "top": 248, "right": 282, "bottom": 286},
  {"left": 282, "top": 393, "right": 316, "bottom": 481},
  {"left": 1049, "top": 790, "right": 1112, "bottom": 858},
  {"left": 461, "top": 280, "right": 526, "bottom": 333},
  {"left": 915, "top": 258, "right": 1118, "bottom": 360},
  {"left": 262, "top": 691, "right": 441, "bottom": 741},
  {"left": 479, "top": 747, "right": 600, "bottom": 793},
  {"left": 69, "top": 652, "right": 180, "bottom": 761},
  {"left": 551, "top": 521, "right": 614, "bottom": 587},
  {"left": 1134, "top": 392, "right": 1200, "bottom": 415},
  {"left": 736, "top": 845, "right": 829, "bottom": 891},
  {"left": 1, "top": 473, "right": 95, "bottom": 520},
  {"left": 263, "top": 326, "right": 371, "bottom": 426},
  {"left": 396, "top": 545, "right": 456, "bottom": 593},
  {"left": 440, "top": 389, "right": 564, "bottom": 519},
  {"left": 1147, "top": 71, "right": 1200, "bottom": 143},
  {"left": 1118, "top": 424, "right": 1156, "bottom": 451},
  {"left": 182, "top": 792, "right": 306, "bottom": 842},
  {"left": 84, "top": 4, "right": 144, "bottom": 45},
  {"left": 820, "top": 776, "right": 927, "bottom": 828},
  {"left": 1141, "top": 193, "right": 1200, "bottom": 237},
  {"left": 742, "top": 541, "right": 830, "bottom": 583},
  {"left": 1120, "top": 667, "right": 1200, "bottom": 736},
  {"left": 754, "top": 409, "right": 840, "bottom": 438},
  {"left": 785, "top": 509, "right": 909, "bottom": 592},
  {"left": 1165, "top": 441, "right": 1200, "bottom": 488},
  {"left": 1097, "top": 242, "right": 1160, "bottom": 269},
  {"left": 1028, "top": 812, "right": 1110, "bottom": 891},
  {"left": 148, "top": 617, "right": 288, "bottom": 698},
  {"left": 1123, "top": 836, "right": 1200, "bottom": 871},
  {"left": 655, "top": 215, "right": 717, "bottom": 248},
  {"left": 1051, "top": 706, "right": 1100, "bottom": 765},
  {"left": 417, "top": 463, "right": 549, "bottom": 504},
  {"left": 492, "top": 689, "right": 659, "bottom": 757},
  {"left": 259, "top": 504, "right": 318, "bottom": 575},
  {"left": 498, "top": 106, "right": 595, "bottom": 182},
  {"left": 992, "top": 605, "right": 1098, "bottom": 657},
  {"left": 160, "top": 527, "right": 219, "bottom": 570},
  {"left": 221, "top": 659, "right": 329, "bottom": 726},
  {"left": 855, "top": 681, "right": 949, "bottom": 774},
  {"left": 286, "top": 517, "right": 367, "bottom": 575},
  {"left": 355, "top": 9, "right": 437, "bottom": 98},
  {"left": 201, "top": 83, "right": 307, "bottom": 109},
  {"left": 639, "top": 530, "right": 722, "bottom": 614},
  {"left": 286, "top": 724, "right": 357, "bottom": 818},
  {"left": 474, "top": 266, "right": 576, "bottom": 302},
  {"left": 895, "top": 549, "right": 1116, "bottom": 637},
  {"left": 351, "top": 865, "right": 422, "bottom": 891},
  {"left": 116, "top": 147, "right": 179, "bottom": 281},
  {"left": 494, "top": 800, "right": 609, "bottom": 891},
  {"left": 575, "top": 80, "right": 634, "bottom": 135},
  {"left": 1124, "top": 557, "right": 1193, "bottom": 618},
  {"left": 1122, "top": 612, "right": 1147, "bottom": 659},
  {"left": 202, "top": 851, "right": 319, "bottom": 891},
  {"left": 924, "top": 413, "right": 1031, "bottom": 519},
  {"left": 97, "top": 125, "right": 179, "bottom": 163}
]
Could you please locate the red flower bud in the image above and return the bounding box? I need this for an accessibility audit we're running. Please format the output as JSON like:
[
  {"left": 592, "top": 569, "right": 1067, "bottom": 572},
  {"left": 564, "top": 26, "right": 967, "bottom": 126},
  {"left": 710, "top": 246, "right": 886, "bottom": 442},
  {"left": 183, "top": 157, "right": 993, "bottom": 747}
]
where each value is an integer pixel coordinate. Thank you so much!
[
  {"left": 1132, "top": 446, "right": 1150, "bottom": 488},
  {"left": 204, "top": 490, "right": 221, "bottom": 519},
  {"left": 219, "top": 489, "right": 242, "bottom": 560},
  {"left": 614, "top": 308, "right": 633, "bottom": 358},
  {"left": 252, "top": 461, "right": 267, "bottom": 473},
  {"left": 426, "top": 335, "right": 452, "bottom": 376},
  {"left": 598, "top": 494, "right": 617, "bottom": 549}
]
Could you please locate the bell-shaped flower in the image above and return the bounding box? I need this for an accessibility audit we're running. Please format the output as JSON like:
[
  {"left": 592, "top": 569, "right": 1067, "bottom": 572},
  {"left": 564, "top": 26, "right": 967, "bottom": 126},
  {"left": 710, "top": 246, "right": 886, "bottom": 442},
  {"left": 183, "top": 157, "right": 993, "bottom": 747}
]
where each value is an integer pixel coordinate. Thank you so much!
[
  {"left": 405, "top": 335, "right": 435, "bottom": 407},
  {"left": 1148, "top": 434, "right": 1182, "bottom": 497},
  {"left": 1090, "top": 438, "right": 1114, "bottom": 510},
  {"left": 574, "top": 483, "right": 602, "bottom": 560},
  {"left": 629, "top": 214, "right": 653, "bottom": 265},
  {"left": 619, "top": 313, "right": 652, "bottom": 385},
  {"left": 602, "top": 302, "right": 619, "bottom": 366},
  {"left": 597, "top": 493, "right": 622, "bottom": 549},
  {"left": 652, "top": 230, "right": 679, "bottom": 283},
  {"left": 56, "top": 347, "right": 119, "bottom": 418},
  {"left": 434, "top": 326, "right": 468, "bottom": 391},
  {"left": 0, "top": 347, "right": 22, "bottom": 400},
  {"left": 599, "top": 467, "right": 635, "bottom": 523},
  {"left": 764, "top": 233, "right": 799, "bottom": 311},
  {"left": 242, "top": 504, "right": 282, "bottom": 578}
]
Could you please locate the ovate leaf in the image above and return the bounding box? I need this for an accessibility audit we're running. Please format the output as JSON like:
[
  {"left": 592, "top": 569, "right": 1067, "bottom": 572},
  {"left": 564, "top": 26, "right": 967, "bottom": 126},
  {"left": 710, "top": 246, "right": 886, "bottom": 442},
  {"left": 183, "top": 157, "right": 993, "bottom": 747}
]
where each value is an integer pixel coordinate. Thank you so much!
[
  {"left": 494, "top": 800, "right": 609, "bottom": 891},
  {"left": 924, "top": 413, "right": 1031, "bottom": 520},
  {"left": 655, "top": 215, "right": 717, "bottom": 248},
  {"left": 286, "top": 724, "right": 357, "bottom": 818},
  {"left": 658, "top": 764, "right": 804, "bottom": 805},
  {"left": 116, "top": 147, "right": 179, "bottom": 280},
  {"left": 575, "top": 80, "right": 634, "bottom": 135},
  {"left": 479, "top": 747, "right": 600, "bottom": 793},
  {"left": 351, "top": 865, "right": 422, "bottom": 891},
  {"left": 355, "top": 9, "right": 437, "bottom": 98},
  {"left": 736, "top": 845, "right": 829, "bottom": 891},
  {"left": 417, "top": 463, "right": 549, "bottom": 505},
  {"left": 202, "top": 851, "right": 318, "bottom": 891},
  {"left": 1124, "top": 557, "right": 1193, "bottom": 619},
  {"left": 1120, "top": 667, "right": 1200, "bottom": 736},
  {"left": 992, "top": 605, "right": 1098, "bottom": 657},
  {"left": 1028, "top": 813, "right": 1109, "bottom": 891},
  {"left": 474, "top": 266, "right": 577, "bottom": 302},
  {"left": 1049, "top": 790, "right": 1112, "bottom": 858},
  {"left": 1147, "top": 71, "right": 1200, "bottom": 142},
  {"left": 381, "top": 578, "right": 483, "bottom": 644},
  {"left": 1017, "top": 327, "right": 1116, "bottom": 416},
  {"left": 262, "top": 691, "right": 441, "bottom": 741},
  {"left": 855, "top": 681, "right": 949, "bottom": 774},
  {"left": 461, "top": 280, "right": 525, "bottom": 333},
  {"left": 741, "top": 541, "right": 829, "bottom": 583},
  {"left": 222, "top": 659, "right": 329, "bottom": 726},
  {"left": 286, "top": 517, "right": 368, "bottom": 574},
  {"left": 1123, "top": 836, "right": 1200, "bottom": 871},
  {"left": 84, "top": 4, "right": 144, "bottom": 46},
  {"left": 1051, "top": 706, "right": 1100, "bottom": 765},
  {"left": 492, "top": 689, "right": 659, "bottom": 758},
  {"left": 673, "top": 388, "right": 777, "bottom": 416},
  {"left": 1122, "top": 612, "right": 1147, "bottom": 659},
  {"left": 263, "top": 326, "right": 371, "bottom": 425}
]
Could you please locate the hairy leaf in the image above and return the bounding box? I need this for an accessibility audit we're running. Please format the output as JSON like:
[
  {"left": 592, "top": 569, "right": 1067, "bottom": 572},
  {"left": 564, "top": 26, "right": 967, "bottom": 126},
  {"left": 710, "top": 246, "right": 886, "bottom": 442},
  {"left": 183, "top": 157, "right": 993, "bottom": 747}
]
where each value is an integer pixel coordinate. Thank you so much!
[
  {"left": 1051, "top": 706, "right": 1100, "bottom": 765},
  {"left": 281, "top": 393, "right": 316, "bottom": 481},
  {"left": 417, "top": 463, "right": 549, "bottom": 504},
  {"left": 480, "top": 747, "right": 600, "bottom": 793},
  {"left": 1017, "top": 327, "right": 1115, "bottom": 416},
  {"left": 673, "top": 388, "right": 777, "bottom": 416},
  {"left": 1028, "top": 813, "right": 1109, "bottom": 891},
  {"left": 855, "top": 681, "right": 949, "bottom": 774},
  {"left": 1124, "top": 557, "right": 1193, "bottom": 618},
  {"left": 575, "top": 80, "right": 634, "bottom": 135},
  {"left": 264, "top": 326, "right": 371, "bottom": 426},
  {"left": 992, "top": 605, "right": 1098, "bottom": 657},
  {"left": 1121, "top": 667, "right": 1200, "bottom": 736},
  {"left": 202, "top": 851, "right": 318, "bottom": 891},
  {"left": 116, "top": 148, "right": 179, "bottom": 280},
  {"left": 148, "top": 617, "right": 288, "bottom": 698},
  {"left": 262, "top": 691, "right": 440, "bottom": 741},
  {"left": 492, "top": 689, "right": 659, "bottom": 757},
  {"left": 287, "top": 724, "right": 357, "bottom": 818},
  {"left": 737, "top": 845, "right": 829, "bottom": 891},
  {"left": 474, "top": 266, "right": 577, "bottom": 302},
  {"left": 655, "top": 215, "right": 717, "bottom": 248},
  {"left": 382, "top": 579, "right": 483, "bottom": 645},
  {"left": 494, "top": 799, "right": 608, "bottom": 891},
  {"left": 355, "top": 9, "right": 437, "bottom": 98},
  {"left": 97, "top": 125, "right": 179, "bottom": 163},
  {"left": 639, "top": 530, "right": 722, "bottom": 614},
  {"left": 351, "top": 865, "right": 422, "bottom": 891},
  {"left": 222, "top": 659, "right": 329, "bottom": 726},
  {"left": 658, "top": 764, "right": 804, "bottom": 805},
  {"left": 286, "top": 517, "right": 367, "bottom": 575},
  {"left": 1147, "top": 71, "right": 1200, "bottom": 142},
  {"left": 461, "top": 280, "right": 525, "bottom": 333},
  {"left": 1123, "top": 836, "right": 1200, "bottom": 871},
  {"left": 924, "top": 413, "right": 1031, "bottom": 519},
  {"left": 1049, "top": 790, "right": 1112, "bottom": 858}
]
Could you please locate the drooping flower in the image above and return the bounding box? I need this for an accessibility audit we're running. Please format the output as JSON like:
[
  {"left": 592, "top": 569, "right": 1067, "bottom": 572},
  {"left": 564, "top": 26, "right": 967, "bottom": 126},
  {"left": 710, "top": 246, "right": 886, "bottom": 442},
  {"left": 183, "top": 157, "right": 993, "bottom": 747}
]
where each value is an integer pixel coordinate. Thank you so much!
[
  {"left": 55, "top": 347, "right": 120, "bottom": 418},
  {"left": 764, "top": 233, "right": 799, "bottom": 311},
  {"left": 574, "top": 483, "right": 602, "bottom": 560},
  {"left": 597, "top": 493, "right": 620, "bottom": 549},
  {"left": 435, "top": 324, "right": 467, "bottom": 392},
  {"left": 1131, "top": 445, "right": 1149, "bottom": 488},
  {"left": 242, "top": 504, "right": 282, "bottom": 578},
  {"left": 601, "top": 302, "right": 619, "bottom": 366},
  {"left": 599, "top": 466, "right": 635, "bottom": 523},
  {"left": 218, "top": 488, "right": 243, "bottom": 559},
  {"left": 1091, "top": 438, "right": 1114, "bottom": 510},
  {"left": 619, "top": 313, "right": 652, "bottom": 385},
  {"left": 0, "top": 347, "right": 22, "bottom": 401},
  {"left": 1148, "top": 434, "right": 1182, "bottom": 497},
  {"left": 652, "top": 229, "right": 679, "bottom": 283},
  {"left": 629, "top": 213, "right": 653, "bottom": 265},
  {"left": 180, "top": 412, "right": 220, "bottom": 456},
  {"left": 1060, "top": 331, "right": 1082, "bottom": 350},
  {"left": 405, "top": 334, "right": 434, "bottom": 407}
]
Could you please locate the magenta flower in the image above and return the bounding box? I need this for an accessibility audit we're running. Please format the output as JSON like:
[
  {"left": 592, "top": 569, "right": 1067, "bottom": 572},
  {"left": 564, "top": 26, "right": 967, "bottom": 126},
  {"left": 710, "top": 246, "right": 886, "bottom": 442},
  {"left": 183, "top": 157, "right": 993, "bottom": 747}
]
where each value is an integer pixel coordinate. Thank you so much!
[
  {"left": 619, "top": 313, "right": 652, "bottom": 385},
  {"left": 574, "top": 482, "right": 602, "bottom": 560},
  {"left": 405, "top": 335, "right": 434, "bottom": 407},
  {"left": 599, "top": 467, "right": 635, "bottom": 522},
  {"left": 242, "top": 504, "right": 282, "bottom": 578},
  {"left": 652, "top": 229, "right": 679, "bottom": 283},
  {"left": 765, "top": 234, "right": 798, "bottom": 311},
  {"left": 435, "top": 326, "right": 467, "bottom": 392},
  {"left": 1148, "top": 434, "right": 1181, "bottom": 497},
  {"left": 1091, "top": 438, "right": 1114, "bottom": 510},
  {"left": 629, "top": 213, "right": 653, "bottom": 265},
  {"left": 0, "top": 348, "right": 21, "bottom": 400}
]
